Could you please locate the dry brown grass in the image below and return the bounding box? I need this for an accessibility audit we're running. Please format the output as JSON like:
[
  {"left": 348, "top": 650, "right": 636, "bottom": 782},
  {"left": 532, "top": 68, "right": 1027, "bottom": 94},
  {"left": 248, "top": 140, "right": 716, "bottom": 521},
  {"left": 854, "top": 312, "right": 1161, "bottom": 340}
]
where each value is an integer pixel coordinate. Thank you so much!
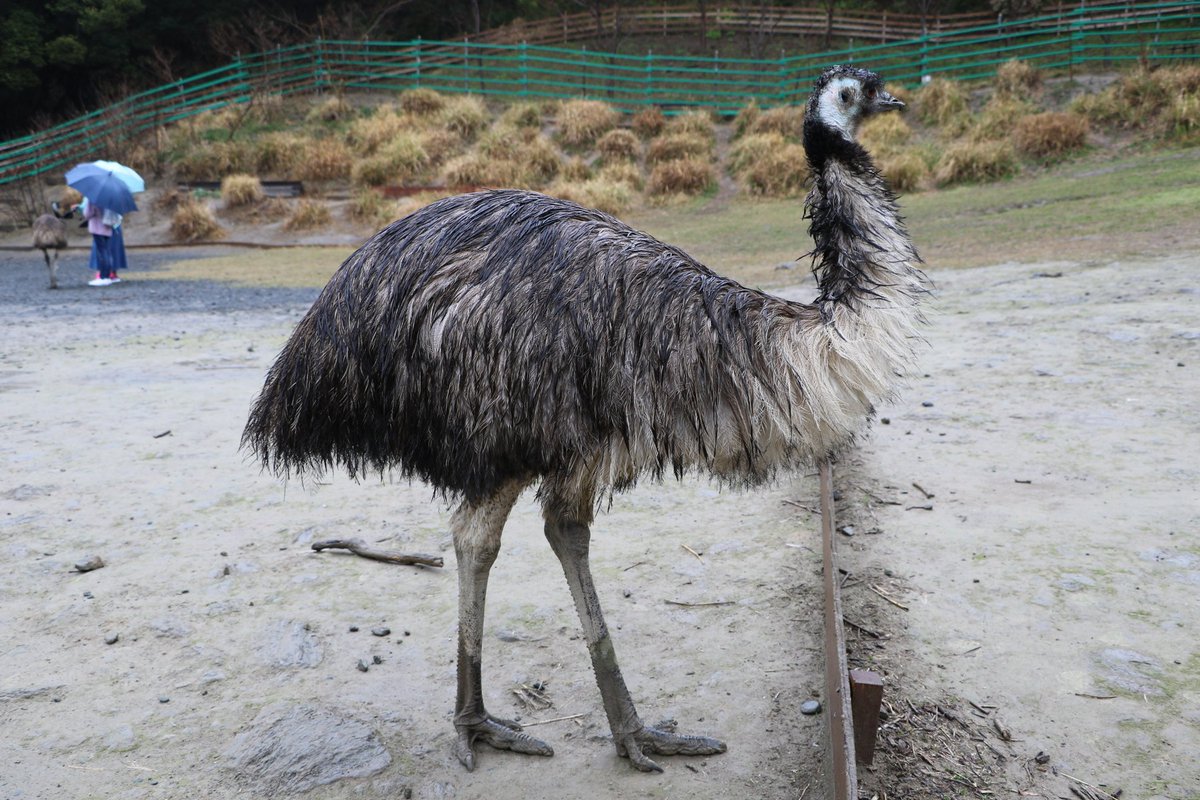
[
  {"left": 1169, "top": 93, "right": 1200, "bottom": 143},
  {"left": 859, "top": 113, "right": 913, "bottom": 154},
  {"left": 994, "top": 59, "right": 1042, "bottom": 100},
  {"left": 441, "top": 153, "right": 524, "bottom": 188},
  {"left": 284, "top": 199, "right": 332, "bottom": 231},
  {"left": 348, "top": 189, "right": 397, "bottom": 229},
  {"left": 438, "top": 96, "right": 489, "bottom": 140},
  {"left": 878, "top": 151, "right": 929, "bottom": 193},
  {"left": 349, "top": 133, "right": 430, "bottom": 187},
  {"left": 727, "top": 132, "right": 786, "bottom": 177},
  {"left": 597, "top": 161, "right": 644, "bottom": 191},
  {"left": 665, "top": 109, "right": 715, "bottom": 140},
  {"left": 1012, "top": 111, "right": 1089, "bottom": 162},
  {"left": 545, "top": 177, "right": 634, "bottom": 215},
  {"left": 916, "top": 78, "right": 969, "bottom": 133},
  {"left": 965, "top": 96, "right": 1037, "bottom": 144},
  {"left": 299, "top": 139, "right": 353, "bottom": 182},
  {"left": 560, "top": 157, "right": 592, "bottom": 183},
  {"left": 558, "top": 99, "right": 620, "bottom": 147},
  {"left": 254, "top": 133, "right": 309, "bottom": 177},
  {"left": 399, "top": 88, "right": 446, "bottom": 116},
  {"left": 346, "top": 110, "right": 408, "bottom": 155},
  {"left": 596, "top": 129, "right": 641, "bottom": 163},
  {"left": 740, "top": 143, "right": 809, "bottom": 198},
  {"left": 416, "top": 128, "right": 465, "bottom": 167},
  {"left": 1073, "top": 65, "right": 1200, "bottom": 137},
  {"left": 646, "top": 133, "right": 711, "bottom": 165},
  {"left": 220, "top": 174, "right": 264, "bottom": 207},
  {"left": 647, "top": 157, "right": 715, "bottom": 197},
  {"left": 306, "top": 95, "right": 354, "bottom": 122},
  {"left": 733, "top": 98, "right": 761, "bottom": 138},
  {"left": 499, "top": 102, "right": 543, "bottom": 129},
  {"left": 631, "top": 106, "right": 666, "bottom": 139},
  {"left": 170, "top": 199, "right": 225, "bottom": 242},
  {"left": 517, "top": 136, "right": 563, "bottom": 184},
  {"left": 173, "top": 141, "right": 255, "bottom": 181},
  {"left": 746, "top": 105, "right": 806, "bottom": 140},
  {"left": 934, "top": 140, "right": 1018, "bottom": 185}
]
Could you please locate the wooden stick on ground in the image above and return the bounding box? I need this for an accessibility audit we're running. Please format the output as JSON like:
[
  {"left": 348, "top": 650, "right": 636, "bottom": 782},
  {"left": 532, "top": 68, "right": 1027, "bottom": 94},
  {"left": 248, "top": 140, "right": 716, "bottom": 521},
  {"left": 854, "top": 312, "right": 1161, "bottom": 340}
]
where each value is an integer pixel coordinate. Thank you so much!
[{"left": 311, "top": 538, "right": 443, "bottom": 568}]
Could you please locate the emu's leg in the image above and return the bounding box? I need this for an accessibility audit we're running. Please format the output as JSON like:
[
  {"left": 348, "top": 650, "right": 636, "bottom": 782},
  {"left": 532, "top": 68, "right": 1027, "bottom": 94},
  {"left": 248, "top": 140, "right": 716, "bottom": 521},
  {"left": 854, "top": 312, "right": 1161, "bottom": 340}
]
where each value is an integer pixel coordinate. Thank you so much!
[
  {"left": 544, "top": 514, "right": 727, "bottom": 773},
  {"left": 451, "top": 479, "right": 553, "bottom": 771},
  {"left": 44, "top": 250, "right": 58, "bottom": 290}
]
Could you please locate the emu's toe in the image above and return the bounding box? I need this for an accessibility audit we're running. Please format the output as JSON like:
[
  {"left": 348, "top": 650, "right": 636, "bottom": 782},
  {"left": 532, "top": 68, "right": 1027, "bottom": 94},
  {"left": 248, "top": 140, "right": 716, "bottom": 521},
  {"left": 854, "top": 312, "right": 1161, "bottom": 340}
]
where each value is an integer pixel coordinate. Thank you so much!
[
  {"left": 453, "top": 716, "right": 554, "bottom": 770},
  {"left": 615, "top": 724, "right": 727, "bottom": 772}
]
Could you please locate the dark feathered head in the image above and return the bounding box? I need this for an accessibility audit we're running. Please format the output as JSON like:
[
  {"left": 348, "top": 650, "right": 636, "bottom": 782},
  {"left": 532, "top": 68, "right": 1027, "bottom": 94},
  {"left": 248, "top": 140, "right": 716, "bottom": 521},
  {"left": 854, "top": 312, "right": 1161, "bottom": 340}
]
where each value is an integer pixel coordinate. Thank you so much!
[{"left": 805, "top": 64, "right": 904, "bottom": 142}]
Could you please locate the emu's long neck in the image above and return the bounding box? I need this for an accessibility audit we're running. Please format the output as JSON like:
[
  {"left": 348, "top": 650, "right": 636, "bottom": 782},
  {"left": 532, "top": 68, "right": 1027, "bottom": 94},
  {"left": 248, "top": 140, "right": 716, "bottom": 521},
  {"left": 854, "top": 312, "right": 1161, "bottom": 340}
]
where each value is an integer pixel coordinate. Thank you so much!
[{"left": 776, "top": 135, "right": 927, "bottom": 454}]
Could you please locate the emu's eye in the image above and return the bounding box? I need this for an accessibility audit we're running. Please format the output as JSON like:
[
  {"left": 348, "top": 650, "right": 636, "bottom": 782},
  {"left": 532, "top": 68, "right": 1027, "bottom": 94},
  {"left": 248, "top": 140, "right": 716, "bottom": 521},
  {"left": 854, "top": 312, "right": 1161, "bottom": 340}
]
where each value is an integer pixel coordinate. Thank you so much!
[
  {"left": 865, "top": 86, "right": 877, "bottom": 100},
  {"left": 839, "top": 88, "right": 853, "bottom": 104}
]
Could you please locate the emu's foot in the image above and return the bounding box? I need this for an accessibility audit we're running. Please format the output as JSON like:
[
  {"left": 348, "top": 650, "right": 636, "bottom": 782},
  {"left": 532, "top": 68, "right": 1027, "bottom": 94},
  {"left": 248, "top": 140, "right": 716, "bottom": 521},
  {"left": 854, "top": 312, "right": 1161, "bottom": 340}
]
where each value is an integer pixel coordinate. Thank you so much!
[
  {"left": 615, "top": 720, "right": 727, "bottom": 773},
  {"left": 452, "top": 715, "right": 554, "bottom": 771}
]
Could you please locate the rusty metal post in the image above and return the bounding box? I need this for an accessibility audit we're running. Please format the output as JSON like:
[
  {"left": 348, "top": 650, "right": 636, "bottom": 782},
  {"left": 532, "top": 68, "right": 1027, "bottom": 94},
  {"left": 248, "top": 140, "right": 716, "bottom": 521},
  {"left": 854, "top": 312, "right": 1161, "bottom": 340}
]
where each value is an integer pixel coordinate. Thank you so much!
[{"left": 849, "top": 669, "right": 884, "bottom": 765}]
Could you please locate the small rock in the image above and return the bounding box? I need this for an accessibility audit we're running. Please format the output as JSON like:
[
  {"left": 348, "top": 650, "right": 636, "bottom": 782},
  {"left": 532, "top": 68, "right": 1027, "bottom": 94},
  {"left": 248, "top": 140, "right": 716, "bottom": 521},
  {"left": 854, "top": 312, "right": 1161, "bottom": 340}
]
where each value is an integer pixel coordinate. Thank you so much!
[
  {"left": 838, "top": 525, "right": 855, "bottom": 537},
  {"left": 880, "top": 417, "right": 890, "bottom": 424},
  {"left": 921, "top": 401, "right": 934, "bottom": 408},
  {"left": 800, "top": 699, "right": 822, "bottom": 715},
  {"left": 74, "top": 555, "right": 105, "bottom": 573},
  {"left": 623, "top": 588, "right": 632, "bottom": 597},
  {"left": 349, "top": 625, "right": 359, "bottom": 633},
  {"left": 158, "top": 696, "right": 170, "bottom": 704},
  {"left": 83, "top": 591, "right": 94, "bottom": 599},
  {"left": 104, "top": 633, "right": 119, "bottom": 645},
  {"left": 372, "top": 655, "right": 383, "bottom": 665},
  {"left": 356, "top": 660, "right": 370, "bottom": 673},
  {"left": 370, "top": 627, "right": 390, "bottom": 637}
]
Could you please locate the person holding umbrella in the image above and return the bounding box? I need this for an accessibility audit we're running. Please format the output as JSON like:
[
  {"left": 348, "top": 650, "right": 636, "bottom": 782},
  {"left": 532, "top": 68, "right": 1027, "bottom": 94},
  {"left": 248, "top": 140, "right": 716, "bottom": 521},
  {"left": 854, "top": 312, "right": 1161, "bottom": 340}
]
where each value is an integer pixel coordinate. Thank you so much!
[
  {"left": 82, "top": 201, "right": 116, "bottom": 286},
  {"left": 65, "top": 162, "right": 140, "bottom": 287}
]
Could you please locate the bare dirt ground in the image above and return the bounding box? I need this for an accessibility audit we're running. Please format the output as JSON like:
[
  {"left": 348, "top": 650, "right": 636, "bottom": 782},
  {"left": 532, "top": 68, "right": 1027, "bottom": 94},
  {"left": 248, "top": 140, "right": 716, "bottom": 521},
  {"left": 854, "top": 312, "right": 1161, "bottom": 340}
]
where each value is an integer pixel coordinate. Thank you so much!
[
  {"left": 0, "top": 247, "right": 825, "bottom": 800},
  {"left": 1, "top": 235, "right": 1197, "bottom": 799}
]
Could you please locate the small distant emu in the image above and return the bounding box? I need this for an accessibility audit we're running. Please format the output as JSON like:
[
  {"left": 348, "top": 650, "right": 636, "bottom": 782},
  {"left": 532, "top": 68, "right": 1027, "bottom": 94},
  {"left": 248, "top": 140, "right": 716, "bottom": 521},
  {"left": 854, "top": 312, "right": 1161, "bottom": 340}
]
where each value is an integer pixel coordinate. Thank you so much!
[
  {"left": 245, "top": 65, "right": 925, "bottom": 772},
  {"left": 32, "top": 202, "right": 73, "bottom": 289}
]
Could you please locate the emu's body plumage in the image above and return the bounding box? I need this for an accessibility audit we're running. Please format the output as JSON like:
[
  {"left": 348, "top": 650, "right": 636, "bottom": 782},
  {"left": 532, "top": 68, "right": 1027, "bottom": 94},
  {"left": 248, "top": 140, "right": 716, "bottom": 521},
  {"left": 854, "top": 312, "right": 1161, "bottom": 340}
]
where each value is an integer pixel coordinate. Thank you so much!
[
  {"left": 244, "top": 64, "right": 925, "bottom": 773},
  {"left": 32, "top": 212, "right": 69, "bottom": 289}
]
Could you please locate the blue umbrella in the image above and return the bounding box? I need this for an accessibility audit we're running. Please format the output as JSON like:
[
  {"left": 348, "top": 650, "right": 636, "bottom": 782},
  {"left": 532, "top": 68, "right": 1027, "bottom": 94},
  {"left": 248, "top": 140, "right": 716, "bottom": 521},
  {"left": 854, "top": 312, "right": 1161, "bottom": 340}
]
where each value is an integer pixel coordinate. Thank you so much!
[
  {"left": 90, "top": 160, "right": 144, "bottom": 194},
  {"left": 66, "top": 163, "right": 138, "bottom": 214}
]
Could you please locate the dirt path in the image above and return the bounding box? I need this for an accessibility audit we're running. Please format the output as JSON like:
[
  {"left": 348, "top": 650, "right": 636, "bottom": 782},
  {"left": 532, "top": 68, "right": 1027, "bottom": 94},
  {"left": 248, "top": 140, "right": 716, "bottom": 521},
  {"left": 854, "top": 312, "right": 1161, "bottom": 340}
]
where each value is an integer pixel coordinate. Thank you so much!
[
  {"left": 842, "top": 255, "right": 1200, "bottom": 800},
  {"left": 1, "top": 247, "right": 1196, "bottom": 799}
]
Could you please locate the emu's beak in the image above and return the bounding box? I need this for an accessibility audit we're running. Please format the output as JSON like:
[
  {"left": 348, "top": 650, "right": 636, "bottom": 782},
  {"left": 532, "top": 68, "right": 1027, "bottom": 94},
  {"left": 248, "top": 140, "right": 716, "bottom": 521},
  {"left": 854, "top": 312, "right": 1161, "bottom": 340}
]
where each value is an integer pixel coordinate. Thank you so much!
[{"left": 872, "top": 90, "right": 905, "bottom": 114}]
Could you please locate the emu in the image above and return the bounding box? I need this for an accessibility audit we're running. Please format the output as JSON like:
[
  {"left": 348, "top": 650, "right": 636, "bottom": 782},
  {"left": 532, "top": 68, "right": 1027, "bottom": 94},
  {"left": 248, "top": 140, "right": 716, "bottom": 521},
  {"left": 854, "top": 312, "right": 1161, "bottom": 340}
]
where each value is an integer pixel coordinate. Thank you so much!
[
  {"left": 32, "top": 202, "right": 73, "bottom": 289},
  {"left": 244, "top": 64, "right": 925, "bottom": 773}
]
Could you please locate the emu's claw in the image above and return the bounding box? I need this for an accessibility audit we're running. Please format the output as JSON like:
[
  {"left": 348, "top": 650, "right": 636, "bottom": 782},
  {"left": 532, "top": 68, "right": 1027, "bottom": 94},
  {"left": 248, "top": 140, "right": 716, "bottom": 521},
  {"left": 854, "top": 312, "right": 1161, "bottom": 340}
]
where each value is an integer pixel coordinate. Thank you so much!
[
  {"left": 615, "top": 723, "right": 727, "bottom": 773},
  {"left": 453, "top": 716, "right": 554, "bottom": 771}
]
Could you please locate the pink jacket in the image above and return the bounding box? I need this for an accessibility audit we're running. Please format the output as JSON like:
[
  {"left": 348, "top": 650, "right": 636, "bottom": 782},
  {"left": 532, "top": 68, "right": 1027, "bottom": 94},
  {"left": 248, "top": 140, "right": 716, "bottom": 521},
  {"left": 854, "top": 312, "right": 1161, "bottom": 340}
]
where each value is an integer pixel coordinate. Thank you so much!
[{"left": 84, "top": 203, "right": 112, "bottom": 237}]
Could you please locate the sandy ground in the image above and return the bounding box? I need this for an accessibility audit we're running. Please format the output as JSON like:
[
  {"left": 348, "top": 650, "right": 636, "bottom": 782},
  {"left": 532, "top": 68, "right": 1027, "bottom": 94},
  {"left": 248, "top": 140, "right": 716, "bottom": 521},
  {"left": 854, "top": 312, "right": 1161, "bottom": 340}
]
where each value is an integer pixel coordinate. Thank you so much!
[
  {"left": 1, "top": 241, "right": 1197, "bottom": 799},
  {"left": 0, "top": 249, "right": 825, "bottom": 800},
  {"left": 843, "top": 256, "right": 1200, "bottom": 800}
]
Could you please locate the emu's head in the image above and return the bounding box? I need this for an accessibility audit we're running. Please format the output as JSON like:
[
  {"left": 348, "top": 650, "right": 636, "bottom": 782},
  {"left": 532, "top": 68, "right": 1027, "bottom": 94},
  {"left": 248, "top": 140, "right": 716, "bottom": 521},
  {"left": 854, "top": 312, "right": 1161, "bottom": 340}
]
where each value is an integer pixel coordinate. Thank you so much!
[{"left": 806, "top": 65, "right": 904, "bottom": 142}]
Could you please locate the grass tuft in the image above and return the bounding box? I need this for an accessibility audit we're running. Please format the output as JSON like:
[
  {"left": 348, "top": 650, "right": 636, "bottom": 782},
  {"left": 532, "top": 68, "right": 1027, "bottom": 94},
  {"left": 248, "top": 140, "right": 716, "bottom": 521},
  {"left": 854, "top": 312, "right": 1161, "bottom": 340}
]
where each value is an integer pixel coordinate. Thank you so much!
[
  {"left": 648, "top": 157, "right": 715, "bottom": 197},
  {"left": 558, "top": 99, "right": 620, "bottom": 147},
  {"left": 170, "top": 199, "right": 225, "bottom": 242},
  {"left": 935, "top": 140, "right": 1018, "bottom": 185},
  {"left": 283, "top": 199, "right": 332, "bottom": 230},
  {"left": 220, "top": 174, "right": 264, "bottom": 207},
  {"left": 596, "top": 128, "right": 641, "bottom": 163},
  {"left": 1012, "top": 112, "right": 1089, "bottom": 162}
]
